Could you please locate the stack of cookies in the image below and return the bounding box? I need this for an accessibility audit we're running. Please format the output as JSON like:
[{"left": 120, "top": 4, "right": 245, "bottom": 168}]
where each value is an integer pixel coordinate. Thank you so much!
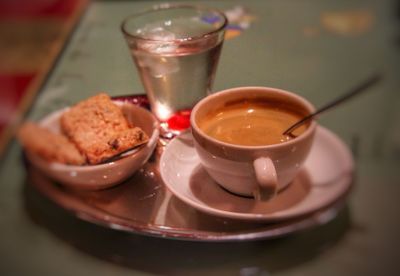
[{"left": 18, "top": 93, "right": 149, "bottom": 165}]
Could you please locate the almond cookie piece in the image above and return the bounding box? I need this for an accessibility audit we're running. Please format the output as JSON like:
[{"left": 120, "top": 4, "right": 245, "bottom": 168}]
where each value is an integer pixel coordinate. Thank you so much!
[
  {"left": 60, "top": 93, "right": 149, "bottom": 164},
  {"left": 18, "top": 122, "right": 86, "bottom": 165}
]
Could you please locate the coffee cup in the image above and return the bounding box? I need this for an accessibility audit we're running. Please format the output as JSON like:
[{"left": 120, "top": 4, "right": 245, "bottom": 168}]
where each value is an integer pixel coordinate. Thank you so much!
[{"left": 190, "top": 87, "right": 317, "bottom": 200}]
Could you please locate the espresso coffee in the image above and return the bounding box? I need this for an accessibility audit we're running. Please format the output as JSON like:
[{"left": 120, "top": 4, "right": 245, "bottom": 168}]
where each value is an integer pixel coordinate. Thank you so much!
[{"left": 198, "top": 100, "right": 308, "bottom": 146}]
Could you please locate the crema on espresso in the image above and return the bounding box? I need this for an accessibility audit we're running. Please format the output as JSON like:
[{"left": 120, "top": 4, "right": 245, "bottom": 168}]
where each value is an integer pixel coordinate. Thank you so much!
[{"left": 198, "top": 99, "right": 309, "bottom": 146}]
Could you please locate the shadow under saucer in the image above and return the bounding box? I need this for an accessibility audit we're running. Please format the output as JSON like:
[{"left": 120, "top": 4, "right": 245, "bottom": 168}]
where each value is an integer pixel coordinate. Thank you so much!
[{"left": 189, "top": 165, "right": 311, "bottom": 215}]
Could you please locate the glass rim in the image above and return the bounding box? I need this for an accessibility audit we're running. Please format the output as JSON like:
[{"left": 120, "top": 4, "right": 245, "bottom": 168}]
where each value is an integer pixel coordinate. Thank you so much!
[{"left": 120, "top": 4, "right": 228, "bottom": 43}]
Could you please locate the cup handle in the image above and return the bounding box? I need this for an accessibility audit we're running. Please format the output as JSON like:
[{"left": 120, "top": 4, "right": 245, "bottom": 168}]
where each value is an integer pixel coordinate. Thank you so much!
[{"left": 253, "top": 157, "right": 278, "bottom": 200}]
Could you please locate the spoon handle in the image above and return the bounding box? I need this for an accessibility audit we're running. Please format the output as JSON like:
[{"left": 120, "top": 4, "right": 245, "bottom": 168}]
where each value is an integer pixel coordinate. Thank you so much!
[{"left": 282, "top": 73, "right": 382, "bottom": 136}]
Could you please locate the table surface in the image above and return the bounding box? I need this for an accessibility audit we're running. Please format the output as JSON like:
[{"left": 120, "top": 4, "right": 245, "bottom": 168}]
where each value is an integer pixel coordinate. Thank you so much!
[{"left": 1, "top": 0, "right": 399, "bottom": 275}]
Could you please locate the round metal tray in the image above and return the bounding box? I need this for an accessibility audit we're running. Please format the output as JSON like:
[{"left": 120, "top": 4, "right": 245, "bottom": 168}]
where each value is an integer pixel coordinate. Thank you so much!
[{"left": 25, "top": 95, "right": 353, "bottom": 242}]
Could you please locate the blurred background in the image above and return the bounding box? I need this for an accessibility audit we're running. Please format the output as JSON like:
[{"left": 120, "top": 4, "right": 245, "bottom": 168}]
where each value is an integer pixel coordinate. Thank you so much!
[{"left": 0, "top": 0, "right": 88, "bottom": 157}]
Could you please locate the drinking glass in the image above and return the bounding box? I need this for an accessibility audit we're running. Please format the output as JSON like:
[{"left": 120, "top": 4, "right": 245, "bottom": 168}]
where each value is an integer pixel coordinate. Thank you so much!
[{"left": 121, "top": 5, "right": 227, "bottom": 138}]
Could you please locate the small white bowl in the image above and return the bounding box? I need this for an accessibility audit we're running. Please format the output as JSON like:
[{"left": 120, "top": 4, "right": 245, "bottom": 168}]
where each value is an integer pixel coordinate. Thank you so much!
[{"left": 26, "top": 101, "right": 159, "bottom": 190}]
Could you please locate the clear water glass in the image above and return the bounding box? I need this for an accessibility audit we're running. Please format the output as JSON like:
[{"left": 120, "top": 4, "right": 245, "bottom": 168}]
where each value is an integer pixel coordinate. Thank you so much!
[{"left": 121, "top": 4, "right": 227, "bottom": 138}]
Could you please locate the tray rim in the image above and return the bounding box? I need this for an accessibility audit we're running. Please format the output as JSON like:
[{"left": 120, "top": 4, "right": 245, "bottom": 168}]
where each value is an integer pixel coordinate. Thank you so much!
[{"left": 28, "top": 169, "right": 352, "bottom": 242}]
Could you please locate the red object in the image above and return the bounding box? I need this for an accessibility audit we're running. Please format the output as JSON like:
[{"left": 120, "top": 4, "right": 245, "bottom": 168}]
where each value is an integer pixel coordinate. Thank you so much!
[
  {"left": 0, "top": 73, "right": 35, "bottom": 133},
  {"left": 0, "top": 0, "right": 87, "bottom": 155},
  {"left": 166, "top": 109, "right": 192, "bottom": 131},
  {"left": 0, "top": 0, "right": 80, "bottom": 19}
]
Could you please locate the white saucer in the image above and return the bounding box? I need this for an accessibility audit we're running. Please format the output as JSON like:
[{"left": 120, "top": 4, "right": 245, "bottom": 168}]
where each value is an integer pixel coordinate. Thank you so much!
[{"left": 160, "top": 126, "right": 354, "bottom": 222}]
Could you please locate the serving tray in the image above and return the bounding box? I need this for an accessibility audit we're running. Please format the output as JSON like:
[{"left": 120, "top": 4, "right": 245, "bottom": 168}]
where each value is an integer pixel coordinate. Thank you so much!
[{"left": 25, "top": 95, "right": 353, "bottom": 242}]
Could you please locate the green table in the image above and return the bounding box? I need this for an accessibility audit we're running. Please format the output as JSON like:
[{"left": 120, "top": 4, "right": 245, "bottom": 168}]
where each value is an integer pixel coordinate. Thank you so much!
[{"left": 1, "top": 1, "right": 399, "bottom": 275}]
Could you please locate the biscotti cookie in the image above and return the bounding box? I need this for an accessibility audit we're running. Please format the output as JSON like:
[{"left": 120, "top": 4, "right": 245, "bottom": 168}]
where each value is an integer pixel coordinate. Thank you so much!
[
  {"left": 18, "top": 122, "right": 86, "bottom": 165},
  {"left": 60, "top": 93, "right": 149, "bottom": 164}
]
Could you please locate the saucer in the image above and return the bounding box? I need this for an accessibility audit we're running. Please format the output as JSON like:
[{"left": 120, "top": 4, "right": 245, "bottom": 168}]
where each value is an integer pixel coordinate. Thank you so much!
[{"left": 160, "top": 126, "right": 354, "bottom": 222}]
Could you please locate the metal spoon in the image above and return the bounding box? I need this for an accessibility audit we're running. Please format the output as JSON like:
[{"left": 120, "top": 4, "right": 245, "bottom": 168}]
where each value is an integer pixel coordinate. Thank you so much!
[{"left": 282, "top": 73, "right": 382, "bottom": 136}]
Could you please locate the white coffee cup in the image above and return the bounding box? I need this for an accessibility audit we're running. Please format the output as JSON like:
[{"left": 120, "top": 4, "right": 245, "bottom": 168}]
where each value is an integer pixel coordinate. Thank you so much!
[{"left": 190, "top": 87, "right": 317, "bottom": 200}]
